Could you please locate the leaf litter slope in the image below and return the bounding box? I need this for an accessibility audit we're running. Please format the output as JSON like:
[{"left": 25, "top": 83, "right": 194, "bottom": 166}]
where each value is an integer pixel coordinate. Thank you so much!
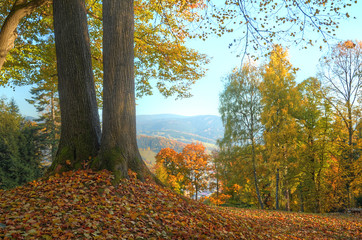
[{"left": 0, "top": 170, "right": 361, "bottom": 239}]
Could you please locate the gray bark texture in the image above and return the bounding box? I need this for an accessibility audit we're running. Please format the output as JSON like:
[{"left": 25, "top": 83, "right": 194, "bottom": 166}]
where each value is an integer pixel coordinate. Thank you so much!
[
  {"left": 0, "top": 0, "right": 48, "bottom": 71},
  {"left": 97, "top": 0, "right": 152, "bottom": 182},
  {"left": 49, "top": 0, "right": 101, "bottom": 173},
  {"left": 251, "top": 139, "right": 264, "bottom": 209}
]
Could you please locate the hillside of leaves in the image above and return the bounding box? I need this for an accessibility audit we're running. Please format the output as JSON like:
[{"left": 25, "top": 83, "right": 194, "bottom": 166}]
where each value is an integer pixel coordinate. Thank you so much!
[{"left": 1, "top": 170, "right": 361, "bottom": 239}]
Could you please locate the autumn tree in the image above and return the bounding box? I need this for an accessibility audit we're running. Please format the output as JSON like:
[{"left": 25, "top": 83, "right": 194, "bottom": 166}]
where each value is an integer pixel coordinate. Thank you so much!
[
  {"left": 155, "top": 148, "right": 186, "bottom": 194},
  {"left": 208, "top": 150, "right": 229, "bottom": 205},
  {"left": 36, "top": 0, "right": 207, "bottom": 182},
  {"left": 0, "top": 0, "right": 357, "bottom": 185},
  {"left": 219, "top": 64, "right": 264, "bottom": 209},
  {"left": 260, "top": 45, "right": 299, "bottom": 211},
  {"left": 155, "top": 143, "right": 210, "bottom": 199},
  {"left": 1, "top": 0, "right": 356, "bottom": 73},
  {"left": 1, "top": 1, "right": 208, "bottom": 97},
  {"left": 319, "top": 40, "right": 362, "bottom": 207},
  {"left": 0, "top": 0, "right": 50, "bottom": 71},
  {"left": 214, "top": 144, "right": 264, "bottom": 207},
  {"left": 181, "top": 143, "right": 210, "bottom": 200},
  {"left": 1, "top": 0, "right": 208, "bottom": 182},
  {"left": 295, "top": 77, "right": 334, "bottom": 212}
]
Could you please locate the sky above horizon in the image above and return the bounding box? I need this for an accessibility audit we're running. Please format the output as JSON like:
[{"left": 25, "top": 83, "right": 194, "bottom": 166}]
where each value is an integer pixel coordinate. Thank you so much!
[{"left": 1, "top": 2, "right": 362, "bottom": 118}]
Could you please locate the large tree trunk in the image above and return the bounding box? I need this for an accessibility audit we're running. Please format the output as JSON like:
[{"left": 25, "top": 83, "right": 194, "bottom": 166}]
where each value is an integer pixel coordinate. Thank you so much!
[
  {"left": 96, "top": 0, "right": 152, "bottom": 182},
  {"left": 0, "top": 0, "right": 49, "bottom": 71},
  {"left": 48, "top": 0, "right": 101, "bottom": 173}
]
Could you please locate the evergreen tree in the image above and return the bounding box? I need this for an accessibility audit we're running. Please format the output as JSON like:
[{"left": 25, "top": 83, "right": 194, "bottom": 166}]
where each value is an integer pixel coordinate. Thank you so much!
[
  {"left": 0, "top": 98, "right": 44, "bottom": 189},
  {"left": 26, "top": 60, "right": 60, "bottom": 163}
]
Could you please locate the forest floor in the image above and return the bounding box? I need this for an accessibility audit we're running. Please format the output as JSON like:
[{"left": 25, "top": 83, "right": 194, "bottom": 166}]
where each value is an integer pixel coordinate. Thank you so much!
[{"left": 0, "top": 169, "right": 361, "bottom": 239}]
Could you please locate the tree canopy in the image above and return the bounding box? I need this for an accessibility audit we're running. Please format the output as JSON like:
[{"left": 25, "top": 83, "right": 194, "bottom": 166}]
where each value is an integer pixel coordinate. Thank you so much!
[{"left": 0, "top": 0, "right": 209, "bottom": 100}]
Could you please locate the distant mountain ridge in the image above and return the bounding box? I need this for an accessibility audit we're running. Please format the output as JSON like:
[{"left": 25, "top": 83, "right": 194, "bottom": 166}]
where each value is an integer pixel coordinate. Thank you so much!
[
  {"left": 137, "top": 134, "right": 187, "bottom": 167},
  {"left": 136, "top": 114, "right": 223, "bottom": 168},
  {"left": 136, "top": 114, "right": 223, "bottom": 146},
  {"left": 25, "top": 114, "right": 223, "bottom": 166}
]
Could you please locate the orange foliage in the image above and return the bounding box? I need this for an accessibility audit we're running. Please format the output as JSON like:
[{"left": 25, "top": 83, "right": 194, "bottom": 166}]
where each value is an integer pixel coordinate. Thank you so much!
[
  {"left": 207, "top": 193, "right": 231, "bottom": 206},
  {"left": 155, "top": 143, "right": 210, "bottom": 199}
]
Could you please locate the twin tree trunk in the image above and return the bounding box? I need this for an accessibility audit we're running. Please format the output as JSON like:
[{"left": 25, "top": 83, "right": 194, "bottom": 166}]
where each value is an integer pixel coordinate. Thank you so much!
[
  {"left": 50, "top": 0, "right": 152, "bottom": 182},
  {"left": 95, "top": 0, "right": 151, "bottom": 181},
  {"left": 49, "top": 0, "right": 101, "bottom": 172}
]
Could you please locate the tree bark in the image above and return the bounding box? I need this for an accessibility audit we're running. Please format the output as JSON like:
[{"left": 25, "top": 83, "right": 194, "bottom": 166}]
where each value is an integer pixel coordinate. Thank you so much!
[
  {"left": 299, "top": 187, "right": 304, "bottom": 212},
  {"left": 215, "top": 161, "right": 219, "bottom": 200},
  {"left": 195, "top": 182, "right": 198, "bottom": 200},
  {"left": 0, "top": 0, "right": 49, "bottom": 71},
  {"left": 251, "top": 138, "right": 264, "bottom": 209},
  {"left": 276, "top": 168, "right": 279, "bottom": 210},
  {"left": 48, "top": 0, "right": 101, "bottom": 173},
  {"left": 285, "top": 187, "right": 290, "bottom": 211},
  {"left": 50, "top": 89, "right": 56, "bottom": 161},
  {"left": 96, "top": 0, "right": 152, "bottom": 182},
  {"left": 347, "top": 102, "right": 353, "bottom": 208},
  {"left": 315, "top": 169, "right": 321, "bottom": 213}
]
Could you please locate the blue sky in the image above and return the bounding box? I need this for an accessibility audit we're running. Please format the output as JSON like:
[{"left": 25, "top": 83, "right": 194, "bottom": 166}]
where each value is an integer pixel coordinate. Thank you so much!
[
  {"left": 137, "top": 1, "right": 362, "bottom": 116},
  {"left": 1, "top": 2, "right": 362, "bottom": 117}
]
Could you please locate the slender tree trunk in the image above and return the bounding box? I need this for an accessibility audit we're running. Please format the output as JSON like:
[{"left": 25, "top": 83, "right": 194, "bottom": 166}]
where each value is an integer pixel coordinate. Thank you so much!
[
  {"left": 347, "top": 103, "right": 353, "bottom": 208},
  {"left": 285, "top": 187, "right": 290, "bottom": 211},
  {"left": 216, "top": 163, "right": 219, "bottom": 199},
  {"left": 251, "top": 138, "right": 264, "bottom": 209},
  {"left": 0, "top": 0, "right": 49, "bottom": 71},
  {"left": 299, "top": 187, "right": 304, "bottom": 212},
  {"left": 283, "top": 146, "right": 290, "bottom": 211},
  {"left": 96, "top": 0, "right": 152, "bottom": 182},
  {"left": 49, "top": 0, "right": 101, "bottom": 173},
  {"left": 309, "top": 135, "right": 318, "bottom": 212},
  {"left": 195, "top": 182, "right": 198, "bottom": 200},
  {"left": 285, "top": 166, "right": 290, "bottom": 211},
  {"left": 50, "top": 91, "right": 56, "bottom": 161},
  {"left": 315, "top": 169, "right": 321, "bottom": 213},
  {"left": 276, "top": 168, "right": 279, "bottom": 210}
]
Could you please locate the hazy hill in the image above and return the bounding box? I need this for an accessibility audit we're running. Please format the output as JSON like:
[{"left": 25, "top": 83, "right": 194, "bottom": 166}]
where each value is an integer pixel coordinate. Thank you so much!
[
  {"left": 25, "top": 114, "right": 222, "bottom": 167},
  {"left": 136, "top": 114, "right": 223, "bottom": 145},
  {"left": 136, "top": 115, "right": 223, "bottom": 168},
  {"left": 137, "top": 134, "right": 187, "bottom": 153},
  {"left": 137, "top": 134, "right": 187, "bottom": 167}
]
